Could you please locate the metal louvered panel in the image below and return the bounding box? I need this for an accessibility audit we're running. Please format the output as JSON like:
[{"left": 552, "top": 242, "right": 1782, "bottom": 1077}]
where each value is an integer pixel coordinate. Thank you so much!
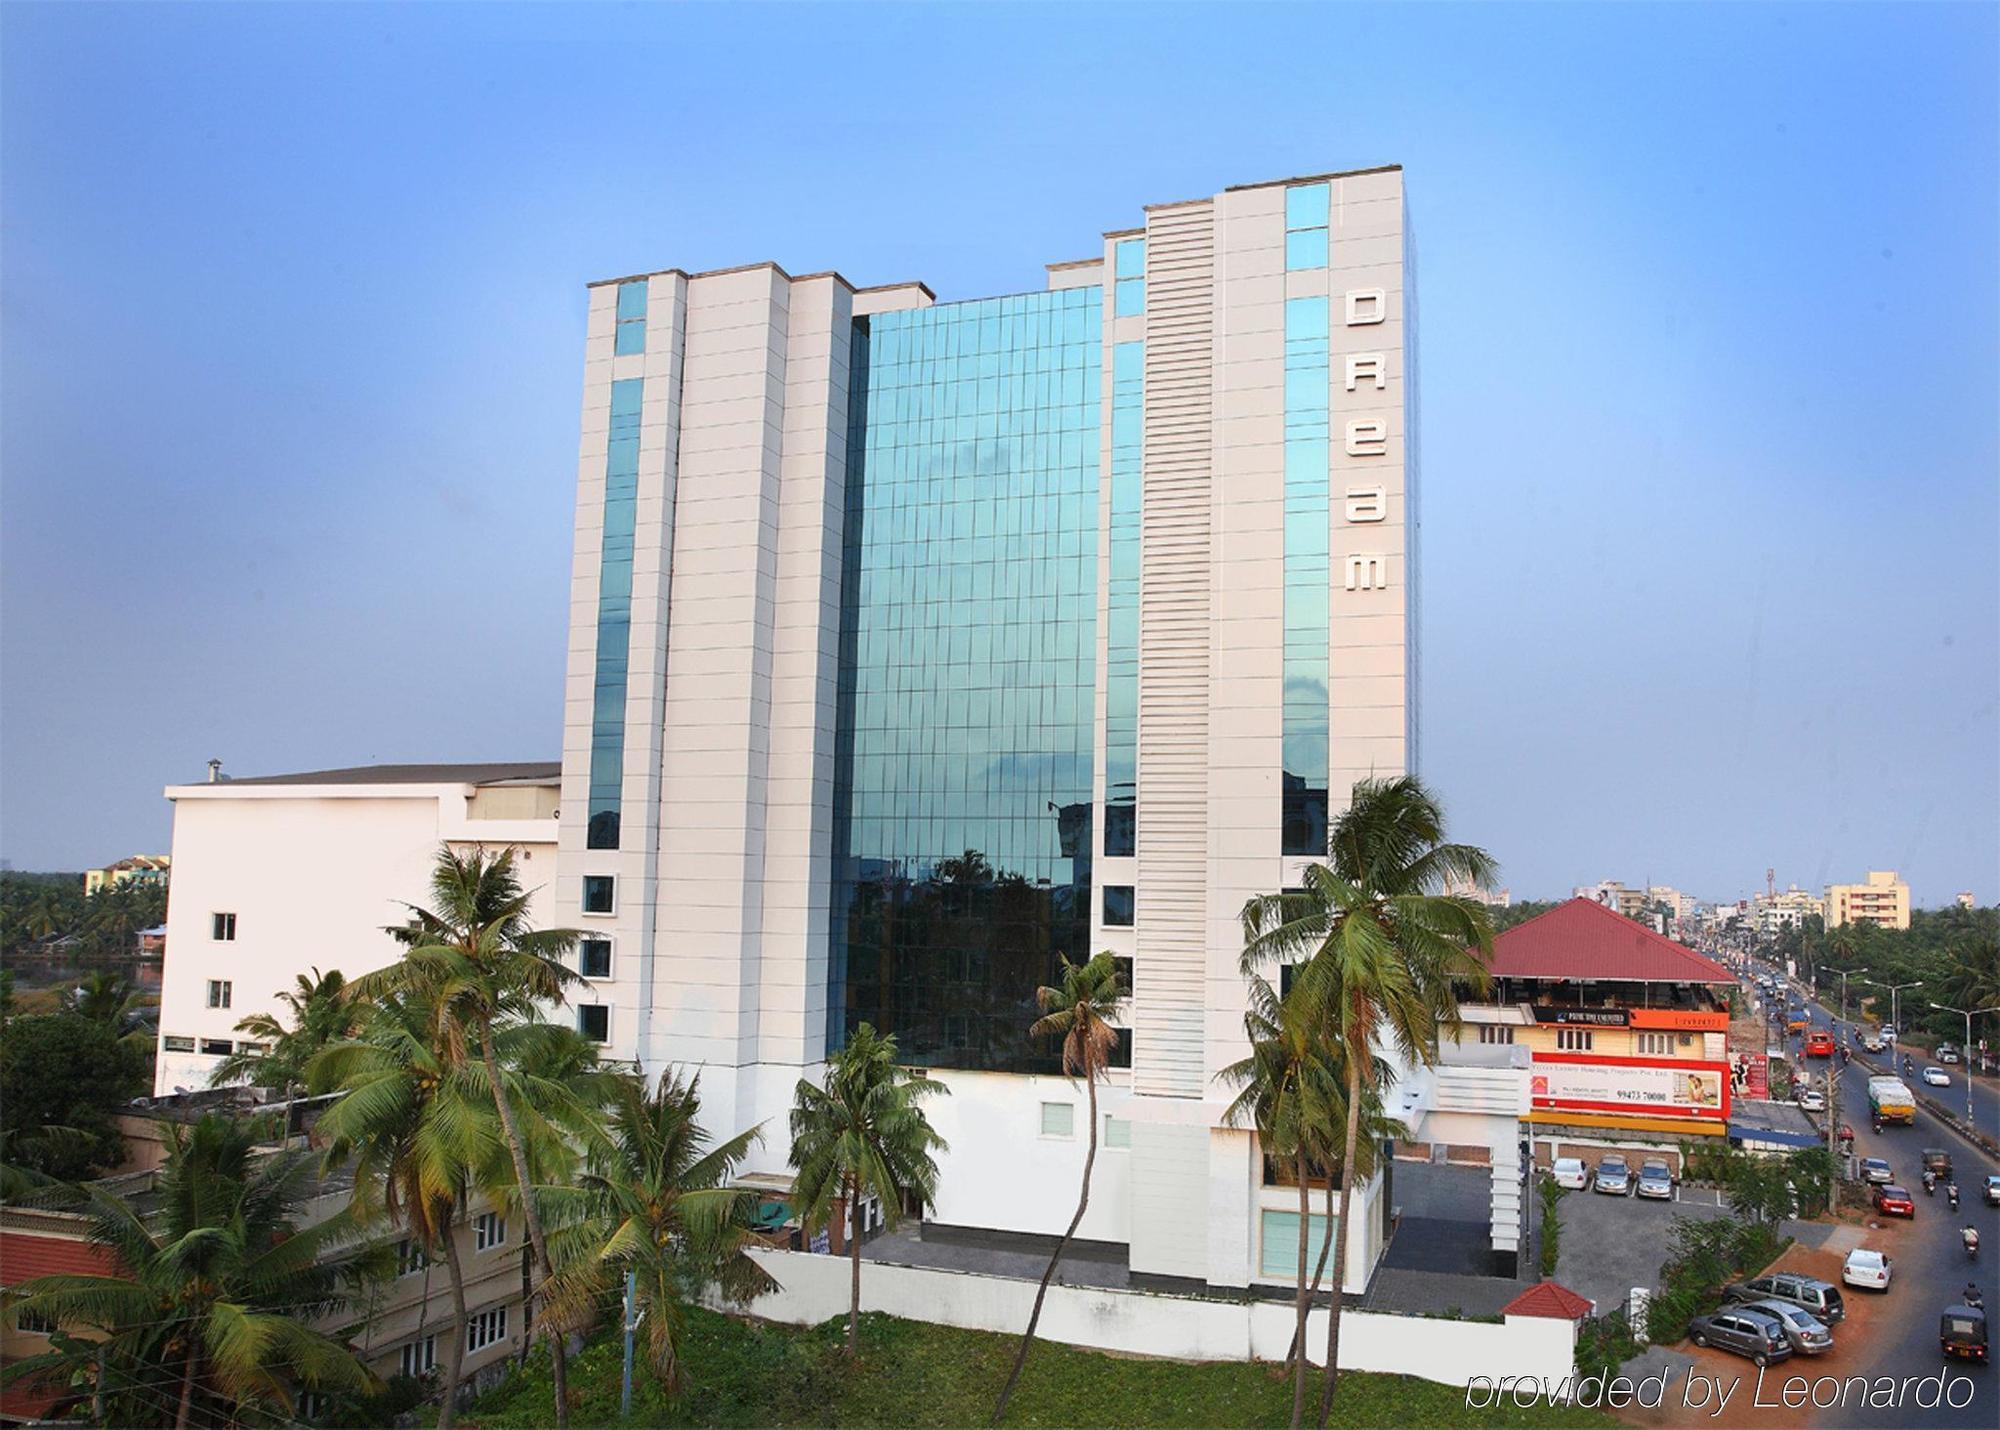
[{"left": 1134, "top": 200, "right": 1215, "bottom": 1097}]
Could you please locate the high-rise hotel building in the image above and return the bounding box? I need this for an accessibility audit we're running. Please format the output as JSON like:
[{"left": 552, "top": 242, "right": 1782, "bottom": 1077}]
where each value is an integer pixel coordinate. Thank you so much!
[{"left": 556, "top": 166, "right": 1415, "bottom": 1292}]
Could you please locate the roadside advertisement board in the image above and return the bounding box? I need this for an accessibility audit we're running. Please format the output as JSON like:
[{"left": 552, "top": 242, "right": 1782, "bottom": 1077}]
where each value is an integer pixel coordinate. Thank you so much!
[{"left": 1529, "top": 1052, "right": 1732, "bottom": 1122}]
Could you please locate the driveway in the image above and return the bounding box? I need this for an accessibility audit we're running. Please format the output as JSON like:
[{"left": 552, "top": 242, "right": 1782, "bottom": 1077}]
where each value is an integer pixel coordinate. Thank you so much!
[{"left": 1552, "top": 1176, "right": 1742, "bottom": 1315}]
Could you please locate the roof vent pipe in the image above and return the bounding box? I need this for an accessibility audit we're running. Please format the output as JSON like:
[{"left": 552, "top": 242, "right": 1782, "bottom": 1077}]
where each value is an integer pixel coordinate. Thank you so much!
[{"left": 207, "top": 759, "right": 223, "bottom": 783}]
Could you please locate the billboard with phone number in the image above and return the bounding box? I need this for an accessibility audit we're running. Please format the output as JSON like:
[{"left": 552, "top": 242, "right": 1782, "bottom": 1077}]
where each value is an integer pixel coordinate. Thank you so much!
[{"left": 1529, "top": 1052, "right": 1732, "bottom": 1122}]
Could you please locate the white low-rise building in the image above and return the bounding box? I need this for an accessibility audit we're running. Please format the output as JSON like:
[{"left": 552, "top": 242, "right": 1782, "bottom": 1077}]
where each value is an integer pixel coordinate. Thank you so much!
[{"left": 154, "top": 762, "right": 560, "bottom": 1095}]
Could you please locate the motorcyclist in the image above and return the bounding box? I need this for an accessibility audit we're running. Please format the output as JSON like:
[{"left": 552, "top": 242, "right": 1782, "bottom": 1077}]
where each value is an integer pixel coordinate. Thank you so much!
[
  {"left": 1965, "top": 1225, "right": 1981, "bottom": 1259},
  {"left": 1925, "top": 1169, "right": 1938, "bottom": 1194},
  {"left": 1967, "top": 1283, "right": 1986, "bottom": 1310},
  {"left": 1948, "top": 1182, "right": 1960, "bottom": 1211}
]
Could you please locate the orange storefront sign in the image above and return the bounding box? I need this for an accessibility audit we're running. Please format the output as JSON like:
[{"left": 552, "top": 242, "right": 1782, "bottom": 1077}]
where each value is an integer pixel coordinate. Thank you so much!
[{"left": 1627, "top": 1008, "right": 1729, "bottom": 1032}]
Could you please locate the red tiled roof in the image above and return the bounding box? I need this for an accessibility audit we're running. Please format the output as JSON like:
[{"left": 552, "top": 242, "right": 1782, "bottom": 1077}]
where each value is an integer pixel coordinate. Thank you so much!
[
  {"left": 1503, "top": 1280, "right": 1594, "bottom": 1320},
  {"left": 1484, "top": 898, "right": 1731, "bottom": 984},
  {"left": 0, "top": 1229, "right": 120, "bottom": 1284}
]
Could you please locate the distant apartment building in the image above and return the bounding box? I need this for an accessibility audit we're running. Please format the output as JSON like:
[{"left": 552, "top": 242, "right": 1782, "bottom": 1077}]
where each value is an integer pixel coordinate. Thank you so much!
[
  {"left": 1824, "top": 870, "right": 1911, "bottom": 931},
  {"left": 1753, "top": 884, "right": 1823, "bottom": 935},
  {"left": 1573, "top": 880, "right": 1648, "bottom": 921},
  {"left": 151, "top": 764, "right": 559, "bottom": 1094},
  {"left": 1956, "top": 891, "right": 1976, "bottom": 910},
  {"left": 1443, "top": 874, "right": 1510, "bottom": 907},
  {"left": 1647, "top": 886, "right": 1697, "bottom": 919},
  {"left": 81, "top": 853, "right": 169, "bottom": 895}
]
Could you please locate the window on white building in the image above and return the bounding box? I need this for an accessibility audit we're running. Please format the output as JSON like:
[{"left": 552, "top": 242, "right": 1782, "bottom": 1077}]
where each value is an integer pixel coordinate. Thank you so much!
[
  {"left": 211, "top": 912, "right": 236, "bottom": 940},
  {"left": 1636, "top": 1032, "right": 1674, "bottom": 1056},
  {"left": 579, "top": 939, "right": 612, "bottom": 979},
  {"left": 400, "top": 1335, "right": 437, "bottom": 1378},
  {"left": 581, "top": 876, "right": 615, "bottom": 915},
  {"left": 474, "top": 1211, "right": 505, "bottom": 1252},
  {"left": 206, "top": 980, "right": 232, "bottom": 1009},
  {"left": 1259, "top": 1208, "right": 1332, "bottom": 1280},
  {"left": 162, "top": 1035, "right": 195, "bottom": 1053},
  {"left": 1556, "top": 1028, "right": 1594, "bottom": 1052},
  {"left": 1103, "top": 1116, "right": 1131, "bottom": 1149},
  {"left": 1040, "top": 1102, "right": 1074, "bottom": 1138},
  {"left": 466, "top": 1306, "right": 508, "bottom": 1354},
  {"left": 200, "top": 1038, "right": 232, "bottom": 1056},
  {"left": 1478, "top": 1025, "right": 1515, "bottom": 1045},
  {"left": 396, "top": 1239, "right": 430, "bottom": 1278},
  {"left": 577, "top": 1004, "right": 609, "bottom": 1043}
]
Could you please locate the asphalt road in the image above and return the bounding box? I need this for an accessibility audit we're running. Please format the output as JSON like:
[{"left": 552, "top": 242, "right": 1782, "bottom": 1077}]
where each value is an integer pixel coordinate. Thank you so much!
[{"left": 1763, "top": 975, "right": 1998, "bottom": 1428}]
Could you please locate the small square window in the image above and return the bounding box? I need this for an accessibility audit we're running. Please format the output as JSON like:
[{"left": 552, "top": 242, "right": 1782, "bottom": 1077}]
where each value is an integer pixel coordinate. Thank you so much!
[
  {"left": 579, "top": 939, "right": 612, "bottom": 979},
  {"left": 1040, "top": 1102, "right": 1075, "bottom": 1138},
  {"left": 162, "top": 1035, "right": 195, "bottom": 1053},
  {"left": 400, "top": 1335, "right": 437, "bottom": 1378},
  {"left": 577, "top": 1004, "right": 609, "bottom": 1044},
  {"left": 212, "top": 912, "right": 236, "bottom": 941},
  {"left": 581, "top": 875, "right": 615, "bottom": 914},
  {"left": 1103, "top": 885, "right": 1135, "bottom": 927},
  {"left": 200, "top": 1038, "right": 233, "bottom": 1056},
  {"left": 206, "top": 980, "right": 232, "bottom": 1009},
  {"left": 1104, "top": 1116, "right": 1131, "bottom": 1150},
  {"left": 1104, "top": 804, "right": 1135, "bottom": 857},
  {"left": 474, "top": 1211, "right": 506, "bottom": 1252}
]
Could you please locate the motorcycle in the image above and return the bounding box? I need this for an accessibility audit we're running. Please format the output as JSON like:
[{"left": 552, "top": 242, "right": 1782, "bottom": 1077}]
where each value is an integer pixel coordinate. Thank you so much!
[
  {"left": 1965, "top": 1227, "right": 1981, "bottom": 1261},
  {"left": 1968, "top": 1285, "right": 1987, "bottom": 1311},
  {"left": 1926, "top": 1170, "right": 1938, "bottom": 1195},
  {"left": 1948, "top": 1184, "right": 1960, "bottom": 1212}
]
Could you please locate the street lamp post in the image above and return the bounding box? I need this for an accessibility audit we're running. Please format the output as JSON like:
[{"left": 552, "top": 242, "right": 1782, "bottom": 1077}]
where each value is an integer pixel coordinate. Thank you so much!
[
  {"left": 1929, "top": 1001, "right": 1999, "bottom": 1134},
  {"left": 1875, "top": 979, "right": 1924, "bottom": 1046}
]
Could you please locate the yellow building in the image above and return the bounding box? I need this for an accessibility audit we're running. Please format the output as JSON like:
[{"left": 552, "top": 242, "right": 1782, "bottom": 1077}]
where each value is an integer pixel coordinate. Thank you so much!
[
  {"left": 1824, "top": 870, "right": 1910, "bottom": 930},
  {"left": 82, "top": 854, "right": 170, "bottom": 895}
]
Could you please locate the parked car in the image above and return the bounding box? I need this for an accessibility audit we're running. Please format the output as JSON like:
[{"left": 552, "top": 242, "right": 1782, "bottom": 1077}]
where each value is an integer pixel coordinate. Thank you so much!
[
  {"left": 1725, "top": 1272, "right": 1846, "bottom": 1324},
  {"left": 1798, "top": 1087, "right": 1826, "bottom": 1112},
  {"left": 1923, "top": 1066, "right": 1951, "bottom": 1087},
  {"left": 1594, "top": 1155, "right": 1632, "bottom": 1196},
  {"left": 1937, "top": 1043, "right": 1961, "bottom": 1064},
  {"left": 1861, "top": 1157, "right": 1894, "bottom": 1184},
  {"left": 1686, "top": 1306, "right": 1794, "bottom": 1367},
  {"left": 1843, "top": 1247, "right": 1893, "bottom": 1291},
  {"left": 1922, "top": 1148, "right": 1954, "bottom": 1180},
  {"left": 1551, "top": 1157, "right": 1589, "bottom": 1190},
  {"left": 1743, "top": 1298, "right": 1834, "bottom": 1355},
  {"left": 1986, "top": 1174, "right": 2000, "bottom": 1208},
  {"left": 1873, "top": 1184, "right": 1915, "bottom": 1217},
  {"left": 1636, "top": 1159, "right": 1675, "bottom": 1200}
]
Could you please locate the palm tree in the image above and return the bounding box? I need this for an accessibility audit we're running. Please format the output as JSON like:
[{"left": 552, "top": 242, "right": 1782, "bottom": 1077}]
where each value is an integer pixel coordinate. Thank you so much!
[
  {"left": 1, "top": 1114, "right": 387, "bottom": 1429},
  {"left": 787, "top": 1023, "right": 948, "bottom": 1359},
  {"left": 310, "top": 989, "right": 505, "bottom": 1430},
  {"left": 990, "top": 953, "right": 1125, "bottom": 1423},
  {"left": 1218, "top": 974, "right": 1346, "bottom": 1429},
  {"left": 211, "top": 966, "right": 358, "bottom": 1096},
  {"left": 349, "top": 845, "right": 584, "bottom": 1428},
  {"left": 1241, "top": 775, "right": 1496, "bottom": 1425},
  {"left": 543, "top": 1071, "right": 777, "bottom": 1398},
  {"left": 59, "top": 969, "right": 152, "bottom": 1051}
]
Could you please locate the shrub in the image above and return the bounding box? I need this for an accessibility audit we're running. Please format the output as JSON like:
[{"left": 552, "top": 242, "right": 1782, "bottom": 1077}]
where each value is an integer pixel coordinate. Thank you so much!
[
  {"left": 1576, "top": 1310, "right": 1643, "bottom": 1375},
  {"left": 1538, "top": 1170, "right": 1564, "bottom": 1277}
]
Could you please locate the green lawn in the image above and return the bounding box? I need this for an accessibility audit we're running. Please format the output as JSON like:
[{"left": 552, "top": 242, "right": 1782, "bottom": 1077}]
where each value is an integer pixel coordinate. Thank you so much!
[{"left": 462, "top": 1307, "right": 1600, "bottom": 1428}]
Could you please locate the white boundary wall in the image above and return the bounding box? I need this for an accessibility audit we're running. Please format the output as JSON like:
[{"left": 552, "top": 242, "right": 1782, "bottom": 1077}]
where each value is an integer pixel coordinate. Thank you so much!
[{"left": 724, "top": 1247, "right": 1575, "bottom": 1392}]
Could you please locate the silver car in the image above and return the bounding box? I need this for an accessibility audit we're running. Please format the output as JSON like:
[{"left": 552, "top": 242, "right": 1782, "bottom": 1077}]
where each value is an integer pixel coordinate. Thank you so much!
[
  {"left": 1636, "top": 1159, "right": 1675, "bottom": 1199},
  {"left": 1744, "top": 1298, "right": 1833, "bottom": 1355},
  {"left": 1594, "top": 1155, "right": 1632, "bottom": 1196}
]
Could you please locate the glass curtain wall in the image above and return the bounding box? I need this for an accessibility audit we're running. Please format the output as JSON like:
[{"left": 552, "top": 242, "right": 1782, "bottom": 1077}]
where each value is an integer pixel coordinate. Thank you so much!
[
  {"left": 1282, "top": 290, "right": 1331, "bottom": 855},
  {"left": 830, "top": 287, "right": 1103, "bottom": 1072},
  {"left": 1104, "top": 340, "right": 1142, "bottom": 857},
  {"left": 587, "top": 363, "right": 644, "bottom": 850}
]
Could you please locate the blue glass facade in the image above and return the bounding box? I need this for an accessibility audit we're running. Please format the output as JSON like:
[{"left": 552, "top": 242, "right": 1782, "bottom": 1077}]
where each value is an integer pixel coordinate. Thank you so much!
[
  {"left": 830, "top": 288, "right": 1103, "bottom": 1072},
  {"left": 1284, "top": 183, "right": 1331, "bottom": 272},
  {"left": 1104, "top": 339, "right": 1142, "bottom": 857},
  {"left": 1282, "top": 294, "right": 1330, "bottom": 855},
  {"left": 586, "top": 376, "right": 642, "bottom": 849},
  {"left": 1114, "top": 238, "right": 1145, "bottom": 317},
  {"left": 613, "top": 278, "right": 647, "bottom": 355}
]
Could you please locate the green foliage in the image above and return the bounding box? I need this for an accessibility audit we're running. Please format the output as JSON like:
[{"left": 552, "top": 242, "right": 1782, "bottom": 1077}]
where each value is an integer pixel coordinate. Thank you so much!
[
  {"left": 212, "top": 966, "right": 359, "bottom": 1092},
  {"left": 1573, "top": 1310, "right": 1642, "bottom": 1378},
  {"left": 463, "top": 1306, "right": 1602, "bottom": 1428},
  {"left": 2, "top": 1114, "right": 389, "bottom": 1427},
  {"left": 1774, "top": 903, "right": 1998, "bottom": 1046},
  {"left": 0, "top": 1012, "right": 146, "bottom": 1178},
  {"left": 1644, "top": 1215, "right": 1786, "bottom": 1345},
  {"left": 1677, "top": 1139, "right": 1737, "bottom": 1186},
  {"left": 1489, "top": 900, "right": 1560, "bottom": 933},
  {"left": 0, "top": 870, "right": 167, "bottom": 959},
  {"left": 1537, "top": 1171, "right": 1564, "bottom": 1278}
]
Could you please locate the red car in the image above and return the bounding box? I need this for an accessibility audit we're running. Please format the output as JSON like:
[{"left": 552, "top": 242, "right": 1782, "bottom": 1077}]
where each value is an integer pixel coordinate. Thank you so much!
[{"left": 1874, "top": 1185, "right": 1915, "bottom": 1217}]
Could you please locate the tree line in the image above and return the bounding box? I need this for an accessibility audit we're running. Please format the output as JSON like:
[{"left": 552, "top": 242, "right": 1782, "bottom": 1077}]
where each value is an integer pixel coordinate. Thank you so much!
[
  {"left": 1, "top": 871, "right": 168, "bottom": 961},
  {"left": 3, "top": 775, "right": 1500, "bottom": 1430},
  {"left": 1770, "top": 905, "right": 1999, "bottom": 1045}
]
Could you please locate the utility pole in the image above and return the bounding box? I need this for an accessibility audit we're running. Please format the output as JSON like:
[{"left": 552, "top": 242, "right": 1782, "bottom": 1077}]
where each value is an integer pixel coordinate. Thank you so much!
[
  {"left": 1880, "top": 980, "right": 1924, "bottom": 1045},
  {"left": 621, "top": 1270, "right": 637, "bottom": 1418},
  {"left": 1930, "top": 1002, "right": 1999, "bottom": 1134}
]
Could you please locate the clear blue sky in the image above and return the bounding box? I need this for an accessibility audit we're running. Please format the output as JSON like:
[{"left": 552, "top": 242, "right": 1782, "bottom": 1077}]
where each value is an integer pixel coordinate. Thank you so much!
[{"left": 2, "top": 3, "right": 1994, "bottom": 906}]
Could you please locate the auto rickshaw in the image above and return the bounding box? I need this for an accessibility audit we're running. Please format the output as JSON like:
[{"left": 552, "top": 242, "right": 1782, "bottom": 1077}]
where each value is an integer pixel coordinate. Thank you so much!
[{"left": 1940, "top": 1305, "right": 1988, "bottom": 1364}]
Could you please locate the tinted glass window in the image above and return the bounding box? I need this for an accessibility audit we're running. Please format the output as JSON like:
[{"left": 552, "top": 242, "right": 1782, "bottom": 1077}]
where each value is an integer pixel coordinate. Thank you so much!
[
  {"left": 830, "top": 290, "right": 1101, "bottom": 1073},
  {"left": 577, "top": 1004, "right": 609, "bottom": 1042},
  {"left": 579, "top": 939, "right": 611, "bottom": 978},
  {"left": 582, "top": 875, "right": 614, "bottom": 914},
  {"left": 1103, "top": 885, "right": 1134, "bottom": 927}
]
